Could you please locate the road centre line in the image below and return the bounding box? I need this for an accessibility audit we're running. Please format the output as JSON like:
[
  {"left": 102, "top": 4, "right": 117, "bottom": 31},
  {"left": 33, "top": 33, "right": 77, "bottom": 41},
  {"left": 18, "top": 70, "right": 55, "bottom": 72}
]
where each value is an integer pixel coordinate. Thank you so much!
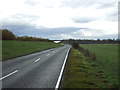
[
  {"left": 0, "top": 70, "right": 18, "bottom": 80},
  {"left": 35, "top": 58, "right": 41, "bottom": 62},
  {"left": 47, "top": 54, "right": 50, "bottom": 56},
  {"left": 42, "top": 50, "right": 50, "bottom": 53}
]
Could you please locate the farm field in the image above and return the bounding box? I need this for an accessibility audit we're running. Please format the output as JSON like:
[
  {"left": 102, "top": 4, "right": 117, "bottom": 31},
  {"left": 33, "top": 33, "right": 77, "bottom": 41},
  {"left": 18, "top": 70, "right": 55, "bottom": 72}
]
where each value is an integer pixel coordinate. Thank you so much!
[
  {"left": 2, "top": 40, "right": 62, "bottom": 61},
  {"left": 80, "top": 44, "right": 119, "bottom": 87}
]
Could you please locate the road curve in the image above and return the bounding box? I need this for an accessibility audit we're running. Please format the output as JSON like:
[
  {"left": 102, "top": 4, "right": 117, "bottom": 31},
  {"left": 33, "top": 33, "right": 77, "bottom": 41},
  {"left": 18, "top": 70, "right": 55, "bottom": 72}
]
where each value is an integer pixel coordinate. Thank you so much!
[{"left": 1, "top": 45, "right": 71, "bottom": 89}]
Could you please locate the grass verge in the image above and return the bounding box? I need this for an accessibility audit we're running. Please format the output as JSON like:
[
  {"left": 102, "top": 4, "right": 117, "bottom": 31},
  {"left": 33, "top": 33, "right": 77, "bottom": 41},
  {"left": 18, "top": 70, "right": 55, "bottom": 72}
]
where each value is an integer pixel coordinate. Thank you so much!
[{"left": 2, "top": 40, "right": 62, "bottom": 61}]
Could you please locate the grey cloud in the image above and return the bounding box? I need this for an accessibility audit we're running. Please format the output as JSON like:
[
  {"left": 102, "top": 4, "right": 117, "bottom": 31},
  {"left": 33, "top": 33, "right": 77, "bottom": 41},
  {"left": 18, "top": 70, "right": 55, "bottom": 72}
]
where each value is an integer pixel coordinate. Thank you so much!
[
  {"left": 97, "top": 2, "right": 116, "bottom": 9},
  {"left": 72, "top": 17, "right": 96, "bottom": 23},
  {"left": 42, "top": 27, "right": 85, "bottom": 36},
  {"left": 2, "top": 22, "right": 118, "bottom": 39},
  {"left": 96, "top": 34, "right": 118, "bottom": 39},
  {"left": 2, "top": 22, "right": 35, "bottom": 36},
  {"left": 2, "top": 21, "right": 86, "bottom": 39}
]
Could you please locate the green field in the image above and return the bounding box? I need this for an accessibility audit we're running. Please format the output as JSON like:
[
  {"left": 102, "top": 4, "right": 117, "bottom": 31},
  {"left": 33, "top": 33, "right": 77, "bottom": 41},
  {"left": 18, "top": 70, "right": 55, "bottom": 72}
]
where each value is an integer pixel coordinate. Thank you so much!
[
  {"left": 61, "top": 44, "right": 119, "bottom": 88},
  {"left": 80, "top": 44, "right": 119, "bottom": 87},
  {"left": 2, "top": 40, "right": 62, "bottom": 60}
]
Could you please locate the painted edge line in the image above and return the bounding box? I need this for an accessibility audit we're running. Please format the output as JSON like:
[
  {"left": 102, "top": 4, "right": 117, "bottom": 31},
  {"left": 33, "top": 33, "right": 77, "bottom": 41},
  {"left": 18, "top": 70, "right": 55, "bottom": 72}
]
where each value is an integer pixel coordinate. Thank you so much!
[
  {"left": 0, "top": 70, "right": 18, "bottom": 80},
  {"left": 55, "top": 46, "right": 71, "bottom": 89}
]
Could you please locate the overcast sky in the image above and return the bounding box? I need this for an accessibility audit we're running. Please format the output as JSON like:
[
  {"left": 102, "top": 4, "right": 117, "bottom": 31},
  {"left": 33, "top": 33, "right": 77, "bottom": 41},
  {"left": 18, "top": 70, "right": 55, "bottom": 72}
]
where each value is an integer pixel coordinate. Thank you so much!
[{"left": 0, "top": 0, "right": 119, "bottom": 40}]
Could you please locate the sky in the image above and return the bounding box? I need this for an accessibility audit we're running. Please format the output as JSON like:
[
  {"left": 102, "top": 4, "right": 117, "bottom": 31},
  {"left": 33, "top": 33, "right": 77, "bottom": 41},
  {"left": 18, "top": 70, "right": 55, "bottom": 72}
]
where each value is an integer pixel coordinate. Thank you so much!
[{"left": 0, "top": 0, "right": 119, "bottom": 40}]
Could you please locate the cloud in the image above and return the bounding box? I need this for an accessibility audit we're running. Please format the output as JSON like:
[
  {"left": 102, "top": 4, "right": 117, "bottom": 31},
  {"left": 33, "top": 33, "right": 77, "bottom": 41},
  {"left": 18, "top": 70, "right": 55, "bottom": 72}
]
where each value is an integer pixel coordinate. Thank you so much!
[
  {"left": 61, "top": 0, "right": 100, "bottom": 8},
  {"left": 0, "top": 0, "right": 118, "bottom": 39},
  {"left": 106, "top": 9, "right": 118, "bottom": 21},
  {"left": 2, "top": 21, "right": 35, "bottom": 36},
  {"left": 10, "top": 14, "right": 40, "bottom": 23},
  {"left": 25, "top": 0, "right": 40, "bottom": 6},
  {"left": 50, "top": 28, "right": 118, "bottom": 40},
  {"left": 2, "top": 21, "right": 118, "bottom": 40},
  {"left": 2, "top": 21, "right": 87, "bottom": 39},
  {"left": 97, "top": 2, "right": 117, "bottom": 9},
  {"left": 61, "top": 0, "right": 118, "bottom": 8},
  {"left": 72, "top": 17, "right": 96, "bottom": 23}
]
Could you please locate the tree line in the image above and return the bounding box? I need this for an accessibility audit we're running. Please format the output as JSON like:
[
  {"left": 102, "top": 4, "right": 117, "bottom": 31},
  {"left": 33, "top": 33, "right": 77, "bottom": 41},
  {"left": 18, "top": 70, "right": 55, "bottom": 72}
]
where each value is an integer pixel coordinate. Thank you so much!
[
  {"left": 61, "top": 38, "right": 119, "bottom": 44},
  {"left": 0, "top": 29, "right": 53, "bottom": 42}
]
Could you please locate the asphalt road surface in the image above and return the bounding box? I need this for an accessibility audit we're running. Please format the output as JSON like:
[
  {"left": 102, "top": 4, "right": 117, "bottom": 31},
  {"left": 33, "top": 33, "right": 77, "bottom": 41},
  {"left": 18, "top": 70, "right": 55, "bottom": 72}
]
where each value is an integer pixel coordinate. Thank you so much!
[{"left": 1, "top": 45, "right": 71, "bottom": 89}]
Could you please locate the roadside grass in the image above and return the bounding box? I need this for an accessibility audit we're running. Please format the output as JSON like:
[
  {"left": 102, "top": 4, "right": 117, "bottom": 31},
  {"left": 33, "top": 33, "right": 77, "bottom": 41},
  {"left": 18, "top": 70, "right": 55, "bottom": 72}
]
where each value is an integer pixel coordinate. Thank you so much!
[
  {"left": 80, "top": 44, "right": 119, "bottom": 88},
  {"left": 2, "top": 40, "right": 62, "bottom": 61},
  {"left": 61, "top": 48, "right": 108, "bottom": 88}
]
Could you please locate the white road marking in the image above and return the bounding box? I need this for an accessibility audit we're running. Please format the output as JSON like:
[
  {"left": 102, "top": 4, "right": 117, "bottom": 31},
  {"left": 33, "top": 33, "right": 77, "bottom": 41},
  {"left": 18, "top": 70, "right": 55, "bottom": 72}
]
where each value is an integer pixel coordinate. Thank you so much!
[
  {"left": 55, "top": 46, "right": 71, "bottom": 89},
  {"left": 35, "top": 58, "right": 41, "bottom": 62},
  {"left": 0, "top": 70, "right": 18, "bottom": 80},
  {"left": 42, "top": 50, "right": 50, "bottom": 53},
  {"left": 47, "top": 54, "right": 50, "bottom": 56}
]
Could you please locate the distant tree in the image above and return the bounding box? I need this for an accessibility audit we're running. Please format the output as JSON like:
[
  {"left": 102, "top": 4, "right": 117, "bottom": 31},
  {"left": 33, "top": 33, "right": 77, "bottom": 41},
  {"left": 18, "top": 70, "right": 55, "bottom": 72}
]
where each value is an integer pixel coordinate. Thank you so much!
[
  {"left": 16, "top": 36, "right": 53, "bottom": 42},
  {"left": 2, "top": 29, "right": 16, "bottom": 40}
]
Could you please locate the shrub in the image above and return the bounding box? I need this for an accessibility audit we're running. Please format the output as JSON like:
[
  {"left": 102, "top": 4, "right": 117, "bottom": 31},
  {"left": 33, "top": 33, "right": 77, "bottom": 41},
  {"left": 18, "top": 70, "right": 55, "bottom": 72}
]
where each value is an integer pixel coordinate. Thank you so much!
[
  {"left": 84, "top": 49, "right": 90, "bottom": 57},
  {"left": 72, "top": 43, "right": 80, "bottom": 49},
  {"left": 91, "top": 53, "right": 96, "bottom": 61},
  {"left": 79, "top": 45, "right": 96, "bottom": 61}
]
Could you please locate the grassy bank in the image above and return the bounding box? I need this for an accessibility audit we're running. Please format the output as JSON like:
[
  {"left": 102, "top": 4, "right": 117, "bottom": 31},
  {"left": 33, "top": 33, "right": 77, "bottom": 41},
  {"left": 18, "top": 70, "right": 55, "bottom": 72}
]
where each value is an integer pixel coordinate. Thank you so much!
[
  {"left": 2, "top": 40, "right": 62, "bottom": 61},
  {"left": 80, "top": 44, "right": 119, "bottom": 87},
  {"left": 61, "top": 48, "right": 105, "bottom": 88},
  {"left": 61, "top": 47, "right": 119, "bottom": 89}
]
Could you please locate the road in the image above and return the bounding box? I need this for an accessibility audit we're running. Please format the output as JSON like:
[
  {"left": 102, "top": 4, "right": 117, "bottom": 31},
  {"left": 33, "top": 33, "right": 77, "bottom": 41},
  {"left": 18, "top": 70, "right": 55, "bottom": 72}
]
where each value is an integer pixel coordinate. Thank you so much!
[{"left": 1, "top": 45, "right": 71, "bottom": 89}]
